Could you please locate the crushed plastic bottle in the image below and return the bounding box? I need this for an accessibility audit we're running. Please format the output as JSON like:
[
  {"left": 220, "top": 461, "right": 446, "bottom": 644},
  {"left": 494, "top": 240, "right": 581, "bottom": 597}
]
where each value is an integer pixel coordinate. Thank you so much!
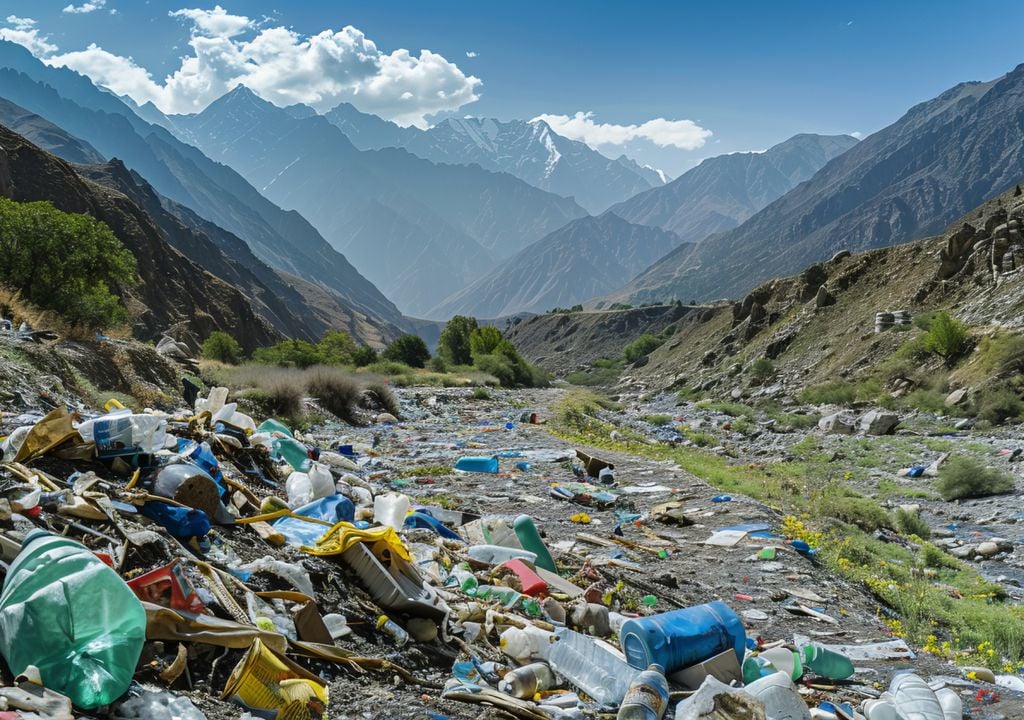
[
  {"left": 0, "top": 530, "right": 147, "bottom": 709},
  {"left": 548, "top": 628, "right": 637, "bottom": 707},
  {"left": 617, "top": 663, "right": 669, "bottom": 720},
  {"left": 499, "top": 662, "right": 557, "bottom": 699}
]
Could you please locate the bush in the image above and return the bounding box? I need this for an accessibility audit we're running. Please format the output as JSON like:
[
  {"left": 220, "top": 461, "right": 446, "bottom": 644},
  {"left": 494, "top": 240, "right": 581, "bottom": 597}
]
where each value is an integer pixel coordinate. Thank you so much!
[
  {"left": 623, "top": 334, "right": 664, "bottom": 363},
  {"left": 318, "top": 331, "right": 359, "bottom": 365},
  {"left": 817, "top": 487, "right": 892, "bottom": 531},
  {"left": 923, "top": 311, "right": 970, "bottom": 367},
  {"left": 800, "top": 380, "right": 858, "bottom": 405},
  {"left": 438, "top": 315, "right": 478, "bottom": 365},
  {"left": 352, "top": 344, "right": 378, "bottom": 367},
  {"left": 306, "top": 367, "right": 361, "bottom": 424},
  {"left": 202, "top": 331, "right": 242, "bottom": 364},
  {"left": 382, "top": 334, "right": 430, "bottom": 368},
  {"left": 0, "top": 197, "right": 136, "bottom": 329},
  {"left": 749, "top": 358, "right": 775, "bottom": 382},
  {"left": 428, "top": 355, "right": 449, "bottom": 373},
  {"left": 973, "top": 386, "right": 1024, "bottom": 426},
  {"left": 643, "top": 414, "right": 673, "bottom": 426},
  {"left": 469, "top": 326, "right": 503, "bottom": 358},
  {"left": 978, "top": 333, "right": 1024, "bottom": 377},
  {"left": 363, "top": 380, "right": 400, "bottom": 418},
  {"left": 252, "top": 339, "right": 322, "bottom": 368},
  {"left": 895, "top": 508, "right": 931, "bottom": 539},
  {"left": 472, "top": 387, "right": 491, "bottom": 400},
  {"left": 935, "top": 456, "right": 1014, "bottom": 501},
  {"left": 364, "top": 360, "right": 414, "bottom": 376},
  {"left": 239, "top": 380, "right": 304, "bottom": 425},
  {"left": 920, "top": 542, "right": 960, "bottom": 570}
]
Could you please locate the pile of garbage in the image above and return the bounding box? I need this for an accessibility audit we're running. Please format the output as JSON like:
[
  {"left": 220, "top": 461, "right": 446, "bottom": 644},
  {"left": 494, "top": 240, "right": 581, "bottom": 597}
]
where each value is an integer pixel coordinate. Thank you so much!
[{"left": 0, "top": 386, "right": 998, "bottom": 719}]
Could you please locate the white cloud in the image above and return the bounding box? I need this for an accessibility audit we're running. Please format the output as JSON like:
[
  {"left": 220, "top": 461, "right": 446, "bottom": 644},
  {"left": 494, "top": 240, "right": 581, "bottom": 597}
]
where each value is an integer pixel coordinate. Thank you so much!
[
  {"left": 63, "top": 0, "right": 106, "bottom": 14},
  {"left": 10, "top": 4, "right": 480, "bottom": 126},
  {"left": 465, "top": 50, "right": 477, "bottom": 58},
  {"left": 0, "top": 16, "right": 57, "bottom": 55},
  {"left": 532, "top": 111, "right": 712, "bottom": 150},
  {"left": 849, "top": 130, "right": 864, "bottom": 139}
]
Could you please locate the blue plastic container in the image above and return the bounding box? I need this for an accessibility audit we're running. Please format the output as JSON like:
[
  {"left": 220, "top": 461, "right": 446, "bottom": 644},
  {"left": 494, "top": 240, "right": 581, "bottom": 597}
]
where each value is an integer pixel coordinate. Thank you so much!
[
  {"left": 274, "top": 495, "right": 354, "bottom": 546},
  {"left": 404, "top": 511, "right": 464, "bottom": 541},
  {"left": 618, "top": 601, "right": 746, "bottom": 673},
  {"left": 454, "top": 456, "right": 499, "bottom": 473}
]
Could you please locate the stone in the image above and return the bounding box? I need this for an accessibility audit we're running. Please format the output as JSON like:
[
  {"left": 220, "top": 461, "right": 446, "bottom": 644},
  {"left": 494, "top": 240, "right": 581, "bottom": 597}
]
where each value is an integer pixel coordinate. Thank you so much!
[
  {"left": 376, "top": 413, "right": 400, "bottom": 424},
  {"left": 976, "top": 541, "right": 999, "bottom": 557},
  {"left": 819, "top": 411, "right": 856, "bottom": 435},
  {"left": 730, "top": 387, "right": 745, "bottom": 400},
  {"left": 858, "top": 410, "right": 900, "bottom": 435},
  {"left": 945, "top": 387, "right": 969, "bottom": 407},
  {"left": 814, "top": 284, "right": 835, "bottom": 308},
  {"left": 949, "top": 545, "right": 975, "bottom": 559},
  {"left": 954, "top": 418, "right": 974, "bottom": 430}
]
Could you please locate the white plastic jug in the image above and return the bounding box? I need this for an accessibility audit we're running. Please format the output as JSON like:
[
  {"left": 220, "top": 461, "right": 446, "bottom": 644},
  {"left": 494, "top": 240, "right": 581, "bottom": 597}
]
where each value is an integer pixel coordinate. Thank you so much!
[
  {"left": 285, "top": 462, "right": 334, "bottom": 508},
  {"left": 500, "top": 625, "right": 554, "bottom": 662},
  {"left": 745, "top": 672, "right": 811, "bottom": 720},
  {"left": 373, "top": 492, "right": 411, "bottom": 531},
  {"left": 196, "top": 386, "right": 228, "bottom": 415}
]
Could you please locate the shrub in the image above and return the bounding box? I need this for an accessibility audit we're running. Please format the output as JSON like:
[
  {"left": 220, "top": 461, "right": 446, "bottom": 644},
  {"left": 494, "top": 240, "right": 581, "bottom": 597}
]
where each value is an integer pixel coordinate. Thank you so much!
[
  {"left": 978, "top": 333, "right": 1024, "bottom": 377},
  {"left": 364, "top": 360, "right": 414, "bottom": 376},
  {"left": 382, "top": 334, "right": 430, "bottom": 368},
  {"left": 438, "top": 315, "right": 478, "bottom": 365},
  {"left": 935, "top": 456, "right": 1014, "bottom": 501},
  {"left": 895, "top": 508, "right": 931, "bottom": 539},
  {"left": 0, "top": 197, "right": 136, "bottom": 329},
  {"left": 472, "top": 387, "right": 491, "bottom": 400},
  {"left": 920, "top": 542, "right": 960, "bottom": 570},
  {"left": 800, "top": 380, "right": 858, "bottom": 405},
  {"left": 643, "top": 414, "right": 673, "bottom": 426},
  {"left": 352, "top": 344, "right": 378, "bottom": 367},
  {"left": 749, "top": 358, "right": 775, "bottom": 382},
  {"left": 923, "top": 311, "right": 970, "bottom": 367},
  {"left": 623, "top": 334, "right": 664, "bottom": 363},
  {"left": 252, "top": 339, "right": 322, "bottom": 368},
  {"left": 363, "top": 380, "right": 400, "bottom": 418},
  {"left": 202, "top": 331, "right": 242, "bottom": 364},
  {"left": 973, "top": 386, "right": 1024, "bottom": 426},
  {"left": 469, "top": 326, "right": 503, "bottom": 358},
  {"left": 905, "top": 389, "right": 947, "bottom": 414},
  {"left": 817, "top": 487, "right": 892, "bottom": 531},
  {"left": 913, "top": 311, "right": 938, "bottom": 332},
  {"left": 474, "top": 352, "right": 547, "bottom": 388},
  {"left": 306, "top": 367, "right": 361, "bottom": 424},
  {"left": 317, "top": 331, "right": 359, "bottom": 365},
  {"left": 428, "top": 355, "right": 449, "bottom": 373},
  {"left": 238, "top": 380, "right": 304, "bottom": 425}
]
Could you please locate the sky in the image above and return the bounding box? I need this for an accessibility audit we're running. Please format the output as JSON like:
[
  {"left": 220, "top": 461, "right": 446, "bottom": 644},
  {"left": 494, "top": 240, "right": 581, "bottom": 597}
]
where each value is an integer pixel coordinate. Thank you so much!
[{"left": 2, "top": 1, "right": 1024, "bottom": 177}]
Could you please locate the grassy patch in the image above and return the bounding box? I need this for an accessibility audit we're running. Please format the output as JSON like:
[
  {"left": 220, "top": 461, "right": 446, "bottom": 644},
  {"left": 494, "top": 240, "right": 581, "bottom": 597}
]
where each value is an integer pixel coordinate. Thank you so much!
[
  {"left": 895, "top": 507, "right": 931, "bottom": 539},
  {"left": 566, "top": 357, "right": 624, "bottom": 387},
  {"left": 643, "top": 414, "right": 674, "bottom": 426},
  {"left": 936, "top": 456, "right": 1015, "bottom": 500},
  {"left": 399, "top": 465, "right": 452, "bottom": 478}
]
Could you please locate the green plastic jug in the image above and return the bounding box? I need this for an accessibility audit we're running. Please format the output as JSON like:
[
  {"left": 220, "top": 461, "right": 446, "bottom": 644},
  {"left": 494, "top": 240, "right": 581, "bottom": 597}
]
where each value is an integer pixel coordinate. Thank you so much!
[{"left": 0, "top": 531, "right": 147, "bottom": 709}]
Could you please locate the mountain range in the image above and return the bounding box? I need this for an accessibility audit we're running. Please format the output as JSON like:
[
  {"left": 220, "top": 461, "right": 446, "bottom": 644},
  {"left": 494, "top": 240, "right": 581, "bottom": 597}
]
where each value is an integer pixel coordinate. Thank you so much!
[{"left": 606, "top": 65, "right": 1024, "bottom": 306}]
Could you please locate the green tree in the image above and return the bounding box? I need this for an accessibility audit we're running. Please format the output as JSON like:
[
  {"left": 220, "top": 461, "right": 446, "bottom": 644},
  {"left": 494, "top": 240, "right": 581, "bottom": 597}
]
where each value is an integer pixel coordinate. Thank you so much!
[
  {"left": 382, "top": 334, "right": 431, "bottom": 368},
  {"left": 438, "top": 315, "right": 478, "bottom": 365},
  {"left": 202, "top": 331, "right": 242, "bottom": 364},
  {"left": 469, "top": 325, "right": 503, "bottom": 358},
  {"left": 0, "top": 197, "right": 136, "bottom": 328},
  {"left": 318, "top": 331, "right": 358, "bottom": 365},
  {"left": 252, "top": 339, "right": 322, "bottom": 367},
  {"left": 352, "top": 344, "right": 378, "bottom": 367},
  {"left": 623, "top": 333, "right": 664, "bottom": 362},
  {"left": 923, "top": 311, "right": 969, "bottom": 367}
]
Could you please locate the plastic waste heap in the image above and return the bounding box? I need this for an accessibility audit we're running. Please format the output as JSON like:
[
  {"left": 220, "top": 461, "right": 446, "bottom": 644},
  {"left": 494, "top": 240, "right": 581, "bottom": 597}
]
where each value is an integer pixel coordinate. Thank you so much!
[{"left": 0, "top": 530, "right": 147, "bottom": 709}]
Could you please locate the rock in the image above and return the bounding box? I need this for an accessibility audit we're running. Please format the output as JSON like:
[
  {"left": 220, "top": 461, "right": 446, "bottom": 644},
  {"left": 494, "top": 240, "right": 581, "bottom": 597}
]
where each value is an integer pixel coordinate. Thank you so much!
[
  {"left": 728, "top": 363, "right": 742, "bottom": 376},
  {"left": 954, "top": 418, "right": 975, "bottom": 430},
  {"left": 376, "top": 413, "right": 399, "bottom": 424},
  {"left": 945, "top": 388, "right": 969, "bottom": 407},
  {"left": 830, "top": 250, "right": 851, "bottom": 263},
  {"left": 730, "top": 387, "right": 745, "bottom": 400},
  {"left": 949, "top": 545, "right": 976, "bottom": 559},
  {"left": 977, "top": 541, "right": 999, "bottom": 557},
  {"left": 858, "top": 410, "right": 900, "bottom": 435},
  {"left": 814, "top": 284, "right": 835, "bottom": 308},
  {"left": 819, "top": 411, "right": 856, "bottom": 435}
]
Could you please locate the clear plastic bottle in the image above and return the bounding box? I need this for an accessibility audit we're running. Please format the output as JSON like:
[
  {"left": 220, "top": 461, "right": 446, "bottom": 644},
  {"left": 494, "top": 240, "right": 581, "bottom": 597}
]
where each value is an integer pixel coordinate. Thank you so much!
[
  {"left": 618, "top": 664, "right": 669, "bottom": 720},
  {"left": 0, "top": 530, "right": 147, "bottom": 709},
  {"left": 447, "top": 564, "right": 479, "bottom": 593},
  {"left": 467, "top": 544, "right": 537, "bottom": 565},
  {"left": 376, "top": 615, "right": 409, "bottom": 646},
  {"left": 499, "top": 662, "right": 557, "bottom": 698},
  {"left": 548, "top": 628, "right": 637, "bottom": 706}
]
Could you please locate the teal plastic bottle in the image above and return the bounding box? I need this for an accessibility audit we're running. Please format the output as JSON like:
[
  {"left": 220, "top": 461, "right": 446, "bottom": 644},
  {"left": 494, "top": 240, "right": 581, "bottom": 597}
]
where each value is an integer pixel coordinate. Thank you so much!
[
  {"left": 513, "top": 515, "right": 557, "bottom": 573},
  {"left": 257, "top": 418, "right": 293, "bottom": 437},
  {"left": 0, "top": 530, "right": 147, "bottom": 709},
  {"left": 801, "top": 643, "right": 854, "bottom": 679},
  {"left": 272, "top": 437, "right": 311, "bottom": 472}
]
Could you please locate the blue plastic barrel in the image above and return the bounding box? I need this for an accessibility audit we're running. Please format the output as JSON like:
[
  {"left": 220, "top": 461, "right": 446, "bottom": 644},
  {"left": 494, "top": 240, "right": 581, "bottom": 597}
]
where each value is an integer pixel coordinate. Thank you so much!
[
  {"left": 618, "top": 601, "right": 746, "bottom": 672},
  {"left": 454, "top": 456, "right": 499, "bottom": 473}
]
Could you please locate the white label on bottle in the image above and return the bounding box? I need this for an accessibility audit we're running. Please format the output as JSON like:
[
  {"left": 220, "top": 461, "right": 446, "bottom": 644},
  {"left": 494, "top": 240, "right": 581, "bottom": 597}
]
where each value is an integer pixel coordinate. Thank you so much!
[{"left": 621, "top": 685, "right": 666, "bottom": 716}]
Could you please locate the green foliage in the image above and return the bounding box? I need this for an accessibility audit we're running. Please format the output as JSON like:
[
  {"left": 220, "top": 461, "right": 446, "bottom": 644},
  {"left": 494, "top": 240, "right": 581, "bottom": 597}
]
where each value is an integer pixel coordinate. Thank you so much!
[
  {"left": 913, "top": 311, "right": 938, "bottom": 332},
  {"left": 936, "top": 456, "right": 1014, "bottom": 501},
  {"left": 469, "top": 325, "right": 503, "bottom": 358},
  {"left": 749, "top": 357, "right": 775, "bottom": 381},
  {"left": 0, "top": 197, "right": 136, "bottom": 328},
  {"left": 608, "top": 303, "right": 633, "bottom": 310},
  {"left": 318, "top": 331, "right": 359, "bottom": 365},
  {"left": 382, "top": 334, "right": 431, "bottom": 368},
  {"left": 905, "top": 389, "right": 947, "bottom": 414},
  {"left": 623, "top": 333, "right": 664, "bottom": 363},
  {"left": 920, "top": 542, "right": 961, "bottom": 570},
  {"left": 643, "top": 414, "right": 673, "bottom": 426},
  {"left": 428, "top": 355, "right": 449, "bottom": 373},
  {"left": 352, "top": 344, "right": 378, "bottom": 367},
  {"left": 973, "top": 385, "right": 1024, "bottom": 426},
  {"left": 438, "top": 315, "right": 478, "bottom": 365},
  {"left": 474, "top": 339, "right": 547, "bottom": 388},
  {"left": 566, "top": 357, "right": 623, "bottom": 387},
  {"left": 363, "top": 360, "right": 414, "bottom": 376},
  {"left": 800, "top": 380, "right": 858, "bottom": 405},
  {"left": 923, "top": 311, "right": 970, "bottom": 367},
  {"left": 895, "top": 508, "right": 932, "bottom": 539},
  {"left": 202, "top": 331, "right": 242, "bottom": 364},
  {"left": 252, "top": 339, "right": 322, "bottom": 368},
  {"left": 471, "top": 387, "right": 491, "bottom": 400},
  {"left": 978, "top": 333, "right": 1024, "bottom": 377},
  {"left": 818, "top": 486, "right": 893, "bottom": 531}
]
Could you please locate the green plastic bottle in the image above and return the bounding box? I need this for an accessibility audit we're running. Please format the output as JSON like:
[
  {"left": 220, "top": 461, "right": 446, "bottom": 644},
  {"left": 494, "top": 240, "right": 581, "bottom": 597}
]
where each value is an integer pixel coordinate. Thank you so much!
[
  {"left": 272, "top": 437, "right": 311, "bottom": 472},
  {"left": 257, "top": 418, "right": 293, "bottom": 437},
  {"left": 801, "top": 643, "right": 854, "bottom": 680},
  {"left": 513, "top": 514, "right": 557, "bottom": 573},
  {"left": 0, "top": 531, "right": 147, "bottom": 709}
]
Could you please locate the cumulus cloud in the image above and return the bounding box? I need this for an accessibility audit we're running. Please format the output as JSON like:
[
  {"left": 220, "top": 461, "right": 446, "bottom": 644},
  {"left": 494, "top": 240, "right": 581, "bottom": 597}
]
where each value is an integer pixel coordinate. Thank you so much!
[
  {"left": 63, "top": 0, "right": 106, "bottom": 14},
  {"left": 0, "top": 16, "right": 57, "bottom": 55},
  {"left": 12, "top": 4, "right": 480, "bottom": 125},
  {"left": 532, "top": 111, "right": 712, "bottom": 150}
]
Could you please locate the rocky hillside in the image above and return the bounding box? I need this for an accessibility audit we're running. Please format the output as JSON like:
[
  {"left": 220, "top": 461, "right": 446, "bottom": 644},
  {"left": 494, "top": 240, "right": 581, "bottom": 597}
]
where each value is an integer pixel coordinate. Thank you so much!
[
  {"left": 608, "top": 65, "right": 1024, "bottom": 306},
  {"left": 609, "top": 133, "right": 857, "bottom": 243},
  {"left": 430, "top": 213, "right": 687, "bottom": 318},
  {"left": 0, "top": 124, "right": 276, "bottom": 349}
]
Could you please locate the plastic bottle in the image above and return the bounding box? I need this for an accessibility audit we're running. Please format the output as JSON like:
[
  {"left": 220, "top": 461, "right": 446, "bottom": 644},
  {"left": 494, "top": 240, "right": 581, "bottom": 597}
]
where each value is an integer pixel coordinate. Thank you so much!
[
  {"left": 467, "top": 544, "right": 538, "bottom": 565},
  {"left": 0, "top": 530, "right": 147, "bottom": 709},
  {"left": 500, "top": 625, "right": 554, "bottom": 662},
  {"left": 373, "top": 492, "right": 411, "bottom": 531},
  {"left": 618, "top": 601, "right": 746, "bottom": 673},
  {"left": 447, "top": 564, "right": 479, "bottom": 593},
  {"left": 513, "top": 515, "right": 557, "bottom": 573},
  {"left": 257, "top": 418, "right": 293, "bottom": 437},
  {"left": 272, "top": 437, "right": 311, "bottom": 472},
  {"left": 475, "top": 585, "right": 521, "bottom": 607},
  {"left": 800, "top": 644, "right": 853, "bottom": 680},
  {"left": 376, "top": 615, "right": 410, "bottom": 646},
  {"left": 499, "top": 662, "right": 557, "bottom": 699},
  {"left": 618, "top": 664, "right": 669, "bottom": 720},
  {"left": 760, "top": 646, "right": 803, "bottom": 680},
  {"left": 77, "top": 410, "right": 167, "bottom": 457},
  {"left": 548, "top": 628, "right": 637, "bottom": 707},
  {"left": 454, "top": 456, "right": 499, "bottom": 473}
]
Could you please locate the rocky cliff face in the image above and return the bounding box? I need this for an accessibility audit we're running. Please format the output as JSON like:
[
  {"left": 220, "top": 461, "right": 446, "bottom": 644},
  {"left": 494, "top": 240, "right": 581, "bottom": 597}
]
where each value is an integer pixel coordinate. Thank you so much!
[{"left": 0, "top": 123, "right": 277, "bottom": 349}]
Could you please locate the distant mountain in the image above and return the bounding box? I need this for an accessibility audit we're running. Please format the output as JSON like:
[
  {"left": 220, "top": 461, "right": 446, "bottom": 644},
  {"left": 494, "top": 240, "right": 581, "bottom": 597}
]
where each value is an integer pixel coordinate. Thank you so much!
[
  {"left": 0, "top": 123, "right": 277, "bottom": 349},
  {"left": 174, "top": 87, "right": 587, "bottom": 314},
  {"left": 610, "top": 133, "right": 858, "bottom": 243},
  {"left": 322, "top": 104, "right": 664, "bottom": 214},
  {"left": 0, "top": 41, "right": 403, "bottom": 345},
  {"left": 429, "top": 213, "right": 686, "bottom": 319},
  {"left": 609, "top": 64, "right": 1024, "bottom": 305},
  {"left": 0, "top": 97, "right": 103, "bottom": 164}
]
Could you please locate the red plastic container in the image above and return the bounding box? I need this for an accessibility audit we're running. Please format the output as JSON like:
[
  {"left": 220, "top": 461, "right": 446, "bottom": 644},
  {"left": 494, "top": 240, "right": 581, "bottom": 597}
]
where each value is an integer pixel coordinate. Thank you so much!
[{"left": 502, "top": 558, "right": 549, "bottom": 596}]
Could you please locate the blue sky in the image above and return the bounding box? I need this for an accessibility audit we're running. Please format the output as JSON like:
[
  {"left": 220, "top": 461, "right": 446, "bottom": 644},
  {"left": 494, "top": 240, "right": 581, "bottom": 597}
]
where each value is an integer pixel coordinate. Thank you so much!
[{"left": 3, "top": 1, "right": 1023, "bottom": 176}]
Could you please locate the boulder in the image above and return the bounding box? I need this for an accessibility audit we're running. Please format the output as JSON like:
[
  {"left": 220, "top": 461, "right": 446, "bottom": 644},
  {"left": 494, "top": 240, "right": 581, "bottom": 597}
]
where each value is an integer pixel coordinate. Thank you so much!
[
  {"left": 945, "top": 388, "right": 969, "bottom": 407},
  {"left": 858, "top": 410, "right": 900, "bottom": 435},
  {"left": 814, "top": 285, "right": 835, "bottom": 308},
  {"left": 376, "top": 413, "right": 399, "bottom": 424},
  {"left": 949, "top": 545, "right": 976, "bottom": 559},
  {"left": 819, "top": 411, "right": 856, "bottom": 435},
  {"left": 976, "top": 541, "right": 1000, "bottom": 557}
]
